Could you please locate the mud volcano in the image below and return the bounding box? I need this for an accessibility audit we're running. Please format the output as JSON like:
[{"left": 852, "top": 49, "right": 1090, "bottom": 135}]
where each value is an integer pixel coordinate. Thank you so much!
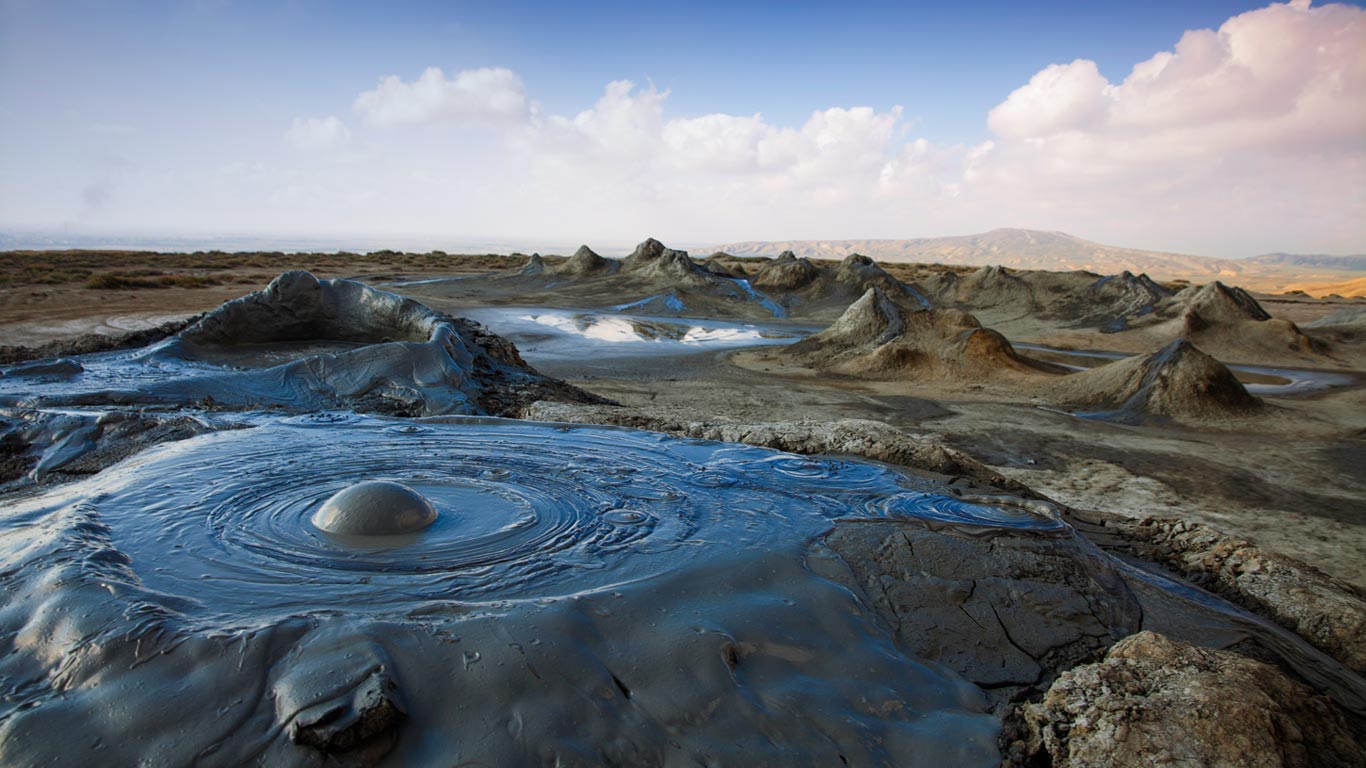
[
  {"left": 0, "top": 271, "right": 600, "bottom": 416},
  {"left": 1053, "top": 338, "right": 1262, "bottom": 423},
  {"left": 778, "top": 287, "right": 1059, "bottom": 379}
]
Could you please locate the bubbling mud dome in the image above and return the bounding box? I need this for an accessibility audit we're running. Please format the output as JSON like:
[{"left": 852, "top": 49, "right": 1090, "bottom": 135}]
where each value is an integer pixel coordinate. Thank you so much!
[{"left": 312, "top": 480, "right": 439, "bottom": 536}]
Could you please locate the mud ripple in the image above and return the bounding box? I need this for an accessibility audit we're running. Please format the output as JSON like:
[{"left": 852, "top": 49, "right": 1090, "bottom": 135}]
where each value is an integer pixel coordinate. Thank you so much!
[{"left": 11, "top": 416, "right": 1065, "bottom": 627}]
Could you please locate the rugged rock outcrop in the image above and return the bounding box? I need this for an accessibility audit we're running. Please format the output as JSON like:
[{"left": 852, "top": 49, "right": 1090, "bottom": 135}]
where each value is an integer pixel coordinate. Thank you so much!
[
  {"left": 1052, "top": 339, "right": 1261, "bottom": 423},
  {"left": 1007, "top": 631, "right": 1365, "bottom": 768},
  {"left": 1116, "top": 517, "right": 1366, "bottom": 676},
  {"left": 783, "top": 288, "right": 1054, "bottom": 379}
]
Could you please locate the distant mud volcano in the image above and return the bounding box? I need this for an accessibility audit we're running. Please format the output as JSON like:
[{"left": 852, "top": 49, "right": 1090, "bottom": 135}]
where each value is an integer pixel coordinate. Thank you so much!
[
  {"left": 1122, "top": 281, "right": 1328, "bottom": 364},
  {"left": 751, "top": 252, "right": 931, "bottom": 312},
  {"left": 780, "top": 288, "right": 1057, "bottom": 379},
  {"left": 918, "top": 264, "right": 1181, "bottom": 333},
  {"left": 0, "top": 271, "right": 601, "bottom": 416},
  {"left": 922, "top": 264, "right": 1036, "bottom": 313},
  {"left": 414, "top": 237, "right": 935, "bottom": 321},
  {"left": 1051, "top": 339, "right": 1262, "bottom": 423},
  {"left": 552, "top": 244, "right": 618, "bottom": 277}
]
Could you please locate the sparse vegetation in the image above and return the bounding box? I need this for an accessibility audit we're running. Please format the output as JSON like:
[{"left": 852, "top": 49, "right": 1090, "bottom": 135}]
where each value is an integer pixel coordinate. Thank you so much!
[
  {"left": 0, "top": 249, "right": 530, "bottom": 289},
  {"left": 84, "top": 272, "right": 223, "bottom": 290}
]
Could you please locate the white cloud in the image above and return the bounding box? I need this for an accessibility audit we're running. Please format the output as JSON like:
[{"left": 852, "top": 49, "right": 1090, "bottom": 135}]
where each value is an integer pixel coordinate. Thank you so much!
[
  {"left": 986, "top": 1, "right": 1365, "bottom": 150},
  {"left": 661, "top": 113, "right": 772, "bottom": 172},
  {"left": 525, "top": 81, "right": 903, "bottom": 182},
  {"left": 353, "top": 66, "right": 527, "bottom": 126},
  {"left": 285, "top": 115, "right": 350, "bottom": 151},
  {"left": 968, "top": 0, "right": 1366, "bottom": 252},
  {"left": 530, "top": 80, "right": 668, "bottom": 161},
  {"left": 987, "top": 60, "right": 1112, "bottom": 138}
]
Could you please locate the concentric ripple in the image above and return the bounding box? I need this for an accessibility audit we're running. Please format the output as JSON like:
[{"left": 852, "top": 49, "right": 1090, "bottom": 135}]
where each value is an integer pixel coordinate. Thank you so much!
[{"left": 24, "top": 416, "right": 1065, "bottom": 626}]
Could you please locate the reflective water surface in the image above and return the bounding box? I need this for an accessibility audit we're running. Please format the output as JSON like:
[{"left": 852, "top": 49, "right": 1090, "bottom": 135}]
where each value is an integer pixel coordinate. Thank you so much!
[
  {"left": 6, "top": 415, "right": 1062, "bottom": 628},
  {"left": 462, "top": 307, "right": 812, "bottom": 362}
]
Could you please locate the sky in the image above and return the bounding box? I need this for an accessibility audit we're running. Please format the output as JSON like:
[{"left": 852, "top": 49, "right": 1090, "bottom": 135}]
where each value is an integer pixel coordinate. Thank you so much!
[{"left": 0, "top": 0, "right": 1363, "bottom": 257}]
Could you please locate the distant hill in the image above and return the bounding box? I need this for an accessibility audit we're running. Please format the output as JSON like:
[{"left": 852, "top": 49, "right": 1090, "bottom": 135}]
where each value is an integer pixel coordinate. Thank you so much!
[
  {"left": 1246, "top": 253, "right": 1366, "bottom": 271},
  {"left": 1278, "top": 276, "right": 1366, "bottom": 298},
  {"left": 711, "top": 229, "right": 1366, "bottom": 293}
]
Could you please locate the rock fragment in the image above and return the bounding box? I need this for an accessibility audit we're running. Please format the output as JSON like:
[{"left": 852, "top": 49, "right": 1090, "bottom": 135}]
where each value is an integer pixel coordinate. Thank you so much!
[{"left": 1007, "top": 631, "right": 1365, "bottom": 768}]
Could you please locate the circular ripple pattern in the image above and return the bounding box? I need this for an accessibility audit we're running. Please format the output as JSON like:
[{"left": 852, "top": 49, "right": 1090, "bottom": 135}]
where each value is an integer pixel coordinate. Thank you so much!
[{"left": 75, "top": 417, "right": 1064, "bottom": 626}]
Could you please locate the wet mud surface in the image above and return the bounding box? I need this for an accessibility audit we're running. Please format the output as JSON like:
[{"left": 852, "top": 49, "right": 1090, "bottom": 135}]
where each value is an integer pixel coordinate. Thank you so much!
[
  {"left": 11, "top": 415, "right": 1063, "bottom": 629},
  {"left": 2, "top": 415, "right": 1093, "bottom": 765}
]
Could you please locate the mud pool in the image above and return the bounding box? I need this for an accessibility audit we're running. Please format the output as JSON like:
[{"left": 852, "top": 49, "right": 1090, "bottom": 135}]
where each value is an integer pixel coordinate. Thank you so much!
[
  {"left": 0, "top": 414, "right": 1085, "bottom": 765},
  {"left": 6, "top": 415, "right": 1064, "bottom": 628},
  {"left": 461, "top": 307, "right": 813, "bottom": 362}
]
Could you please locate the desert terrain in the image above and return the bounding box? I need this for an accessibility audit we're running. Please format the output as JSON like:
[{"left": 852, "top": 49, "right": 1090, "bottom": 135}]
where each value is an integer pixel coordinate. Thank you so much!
[
  {"left": 2, "top": 243, "right": 1363, "bottom": 583},
  {"left": 1, "top": 241, "right": 1364, "bottom": 766}
]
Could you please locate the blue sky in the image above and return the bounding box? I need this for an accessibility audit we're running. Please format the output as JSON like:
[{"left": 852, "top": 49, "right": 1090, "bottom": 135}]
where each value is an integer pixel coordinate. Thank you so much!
[{"left": 2, "top": 0, "right": 1363, "bottom": 256}]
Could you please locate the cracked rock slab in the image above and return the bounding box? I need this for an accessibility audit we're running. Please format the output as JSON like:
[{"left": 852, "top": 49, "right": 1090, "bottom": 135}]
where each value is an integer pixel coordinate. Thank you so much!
[{"left": 818, "top": 518, "right": 1141, "bottom": 706}]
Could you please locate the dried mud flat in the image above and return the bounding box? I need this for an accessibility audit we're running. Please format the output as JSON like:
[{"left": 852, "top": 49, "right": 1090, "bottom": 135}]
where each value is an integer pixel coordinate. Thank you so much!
[{"left": 1, "top": 245, "right": 1365, "bottom": 766}]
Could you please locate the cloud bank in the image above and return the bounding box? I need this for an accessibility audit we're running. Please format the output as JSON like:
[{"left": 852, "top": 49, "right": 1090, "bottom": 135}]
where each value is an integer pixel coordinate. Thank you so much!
[
  {"left": 352, "top": 66, "right": 528, "bottom": 126},
  {"left": 42, "top": 1, "right": 1366, "bottom": 256}
]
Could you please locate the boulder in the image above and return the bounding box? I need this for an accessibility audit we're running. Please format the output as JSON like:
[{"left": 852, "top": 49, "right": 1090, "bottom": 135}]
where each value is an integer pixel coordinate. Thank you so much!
[{"left": 1008, "top": 631, "right": 1365, "bottom": 768}]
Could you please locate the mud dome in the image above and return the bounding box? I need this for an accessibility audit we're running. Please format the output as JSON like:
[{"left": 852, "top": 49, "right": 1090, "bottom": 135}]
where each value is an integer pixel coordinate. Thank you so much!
[
  {"left": 312, "top": 480, "right": 440, "bottom": 536},
  {"left": 0, "top": 415, "right": 1087, "bottom": 764}
]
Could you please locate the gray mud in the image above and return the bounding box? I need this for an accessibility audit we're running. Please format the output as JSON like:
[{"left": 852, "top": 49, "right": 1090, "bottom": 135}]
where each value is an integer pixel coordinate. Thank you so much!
[{"left": 1, "top": 415, "right": 1072, "bottom": 765}]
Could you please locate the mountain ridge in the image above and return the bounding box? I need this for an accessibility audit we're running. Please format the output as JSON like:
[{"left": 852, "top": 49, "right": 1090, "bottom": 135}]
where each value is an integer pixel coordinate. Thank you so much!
[{"left": 711, "top": 229, "right": 1366, "bottom": 292}]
